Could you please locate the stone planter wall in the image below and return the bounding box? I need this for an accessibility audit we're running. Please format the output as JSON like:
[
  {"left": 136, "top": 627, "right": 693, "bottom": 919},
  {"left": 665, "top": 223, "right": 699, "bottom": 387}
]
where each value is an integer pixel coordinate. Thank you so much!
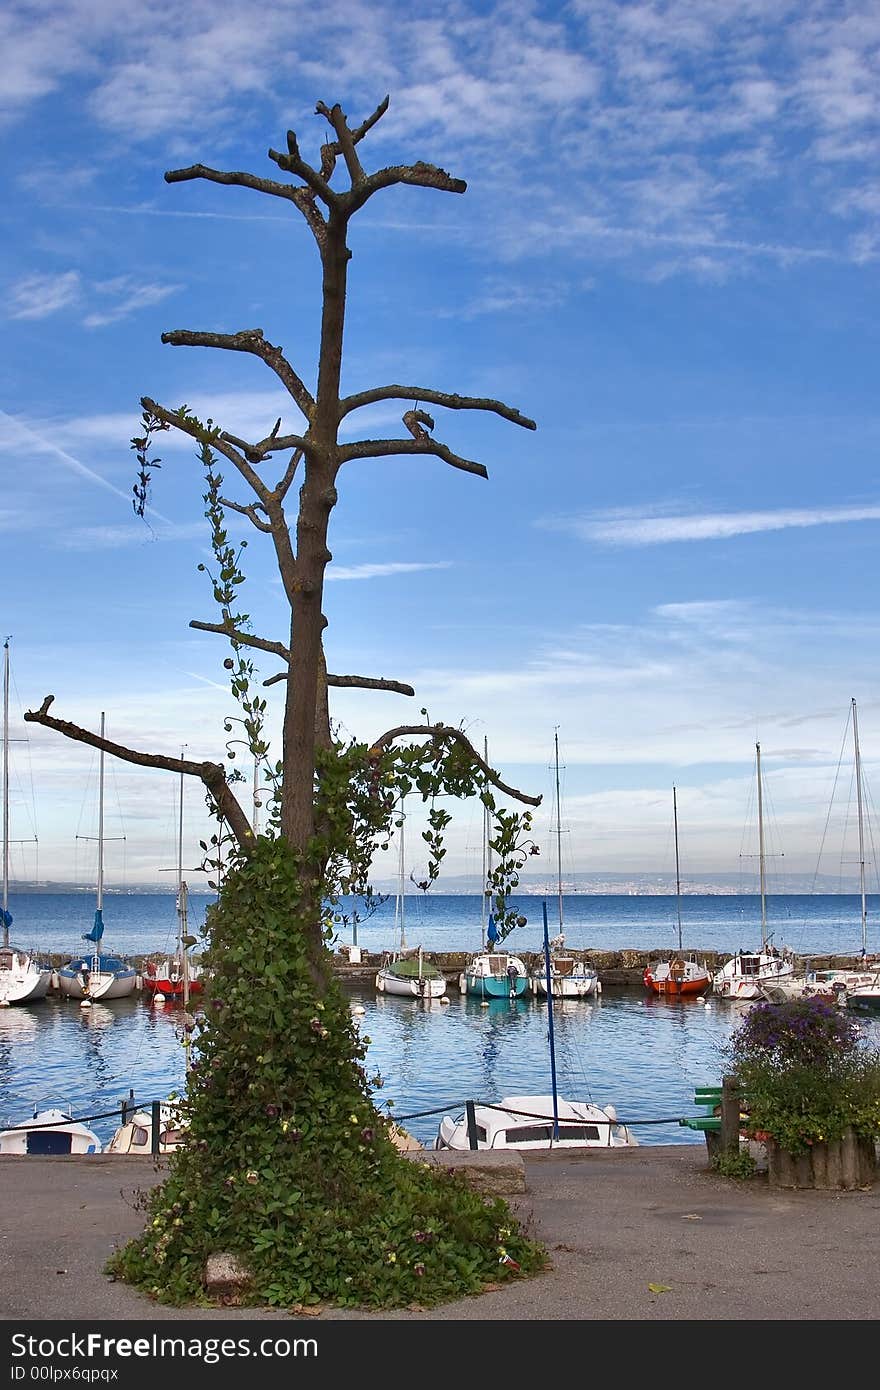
[{"left": 766, "top": 1127, "right": 877, "bottom": 1190}]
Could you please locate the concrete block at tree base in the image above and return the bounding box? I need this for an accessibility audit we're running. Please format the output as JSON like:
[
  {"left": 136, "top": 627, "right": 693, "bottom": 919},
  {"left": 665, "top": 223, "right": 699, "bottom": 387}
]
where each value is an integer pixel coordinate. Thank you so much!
[
  {"left": 402, "top": 1149, "right": 526, "bottom": 1194},
  {"left": 203, "top": 1252, "right": 253, "bottom": 1301},
  {"left": 767, "top": 1128, "right": 877, "bottom": 1190}
]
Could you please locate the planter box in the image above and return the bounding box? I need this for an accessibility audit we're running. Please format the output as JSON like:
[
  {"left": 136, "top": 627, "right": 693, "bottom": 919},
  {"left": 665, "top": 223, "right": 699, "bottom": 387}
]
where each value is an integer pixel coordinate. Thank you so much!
[{"left": 766, "top": 1128, "right": 877, "bottom": 1190}]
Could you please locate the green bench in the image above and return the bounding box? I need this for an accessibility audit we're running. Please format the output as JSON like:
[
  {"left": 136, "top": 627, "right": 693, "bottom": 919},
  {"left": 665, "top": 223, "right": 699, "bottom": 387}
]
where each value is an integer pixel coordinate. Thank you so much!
[{"left": 680, "top": 1085, "right": 723, "bottom": 1156}]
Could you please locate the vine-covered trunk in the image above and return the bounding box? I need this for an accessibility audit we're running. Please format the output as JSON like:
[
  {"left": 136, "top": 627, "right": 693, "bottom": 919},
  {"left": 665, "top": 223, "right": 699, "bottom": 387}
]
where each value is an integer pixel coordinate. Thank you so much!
[{"left": 108, "top": 840, "right": 544, "bottom": 1307}]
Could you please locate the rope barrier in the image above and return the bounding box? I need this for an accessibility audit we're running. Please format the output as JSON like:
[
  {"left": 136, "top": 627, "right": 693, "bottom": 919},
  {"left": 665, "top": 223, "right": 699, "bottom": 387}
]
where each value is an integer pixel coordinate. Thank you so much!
[{"left": 1, "top": 1102, "right": 157, "bottom": 1132}]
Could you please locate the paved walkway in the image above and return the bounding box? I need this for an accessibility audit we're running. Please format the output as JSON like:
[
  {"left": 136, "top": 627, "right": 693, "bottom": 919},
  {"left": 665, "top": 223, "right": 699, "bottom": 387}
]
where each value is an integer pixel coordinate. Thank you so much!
[{"left": 1, "top": 1146, "right": 879, "bottom": 1321}]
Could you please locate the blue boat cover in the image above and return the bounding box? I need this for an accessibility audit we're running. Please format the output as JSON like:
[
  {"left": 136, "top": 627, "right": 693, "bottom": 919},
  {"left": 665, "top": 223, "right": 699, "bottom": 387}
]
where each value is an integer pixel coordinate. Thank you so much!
[{"left": 82, "top": 909, "right": 105, "bottom": 944}]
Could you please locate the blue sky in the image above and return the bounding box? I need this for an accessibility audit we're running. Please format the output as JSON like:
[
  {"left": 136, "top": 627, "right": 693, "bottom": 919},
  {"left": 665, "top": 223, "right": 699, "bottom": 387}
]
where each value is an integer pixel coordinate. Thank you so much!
[{"left": 2, "top": 0, "right": 880, "bottom": 891}]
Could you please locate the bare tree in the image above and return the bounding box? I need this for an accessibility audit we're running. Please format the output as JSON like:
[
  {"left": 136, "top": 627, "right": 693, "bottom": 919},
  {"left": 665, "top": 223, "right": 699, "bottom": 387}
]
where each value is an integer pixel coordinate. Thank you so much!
[{"left": 26, "top": 95, "right": 539, "bottom": 965}]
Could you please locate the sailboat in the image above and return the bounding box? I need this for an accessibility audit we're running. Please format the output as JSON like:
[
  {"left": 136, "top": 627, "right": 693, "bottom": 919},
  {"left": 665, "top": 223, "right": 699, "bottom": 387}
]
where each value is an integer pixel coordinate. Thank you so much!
[
  {"left": 437, "top": 904, "right": 635, "bottom": 1150},
  {"left": 374, "top": 801, "right": 447, "bottom": 999},
  {"left": 712, "top": 743, "right": 794, "bottom": 1001},
  {"left": 644, "top": 787, "right": 711, "bottom": 997},
  {"left": 57, "top": 713, "right": 137, "bottom": 1002},
  {"left": 143, "top": 761, "right": 203, "bottom": 1003},
  {"left": 0, "top": 640, "right": 52, "bottom": 1006},
  {"left": 459, "top": 746, "right": 529, "bottom": 999},
  {"left": 530, "top": 732, "right": 599, "bottom": 999},
  {"left": 766, "top": 700, "right": 880, "bottom": 1006}
]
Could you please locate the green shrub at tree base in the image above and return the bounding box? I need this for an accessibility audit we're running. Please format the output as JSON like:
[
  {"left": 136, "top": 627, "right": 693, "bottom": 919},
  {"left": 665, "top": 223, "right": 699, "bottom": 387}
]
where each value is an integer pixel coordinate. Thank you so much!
[
  {"left": 725, "top": 997, "right": 880, "bottom": 1159},
  {"left": 107, "top": 841, "right": 546, "bottom": 1307}
]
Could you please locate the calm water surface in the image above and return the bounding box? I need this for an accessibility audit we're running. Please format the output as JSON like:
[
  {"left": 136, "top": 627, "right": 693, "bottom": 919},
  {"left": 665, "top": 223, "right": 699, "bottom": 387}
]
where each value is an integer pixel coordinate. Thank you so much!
[{"left": 3, "top": 892, "right": 879, "bottom": 1151}]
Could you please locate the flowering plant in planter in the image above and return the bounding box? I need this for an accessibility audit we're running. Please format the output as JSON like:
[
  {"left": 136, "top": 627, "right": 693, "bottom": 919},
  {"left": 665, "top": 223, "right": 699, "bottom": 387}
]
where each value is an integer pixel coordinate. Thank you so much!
[{"left": 724, "top": 996, "right": 880, "bottom": 1158}]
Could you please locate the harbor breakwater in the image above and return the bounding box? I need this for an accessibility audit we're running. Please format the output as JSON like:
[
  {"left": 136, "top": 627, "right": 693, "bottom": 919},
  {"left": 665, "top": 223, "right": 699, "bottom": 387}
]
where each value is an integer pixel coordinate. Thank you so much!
[{"left": 35, "top": 946, "right": 877, "bottom": 993}]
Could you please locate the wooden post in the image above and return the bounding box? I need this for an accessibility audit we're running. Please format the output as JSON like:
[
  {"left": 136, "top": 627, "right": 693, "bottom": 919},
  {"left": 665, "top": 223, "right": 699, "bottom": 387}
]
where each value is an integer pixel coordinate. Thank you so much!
[
  {"left": 465, "top": 1100, "right": 479, "bottom": 1151},
  {"left": 151, "top": 1100, "right": 161, "bottom": 1155},
  {"left": 720, "top": 1074, "right": 740, "bottom": 1156}
]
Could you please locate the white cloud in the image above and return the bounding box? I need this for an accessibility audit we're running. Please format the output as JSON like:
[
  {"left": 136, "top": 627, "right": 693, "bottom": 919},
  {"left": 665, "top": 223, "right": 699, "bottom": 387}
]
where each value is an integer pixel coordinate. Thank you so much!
[
  {"left": 547, "top": 503, "right": 880, "bottom": 546},
  {"left": 327, "top": 561, "right": 453, "bottom": 581},
  {"left": 59, "top": 521, "right": 207, "bottom": 550},
  {"left": 7, "top": 270, "right": 81, "bottom": 320},
  {"left": 83, "top": 277, "right": 180, "bottom": 329}
]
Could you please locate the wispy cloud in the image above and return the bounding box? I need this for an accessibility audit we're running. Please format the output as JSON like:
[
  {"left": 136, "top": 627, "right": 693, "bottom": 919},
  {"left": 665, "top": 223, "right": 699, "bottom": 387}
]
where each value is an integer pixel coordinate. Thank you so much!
[
  {"left": 548, "top": 503, "right": 880, "bottom": 546},
  {"left": 326, "top": 561, "right": 453, "bottom": 582},
  {"left": 83, "top": 276, "right": 180, "bottom": 328},
  {"left": 59, "top": 521, "right": 206, "bottom": 550},
  {"left": 7, "top": 270, "right": 81, "bottom": 320},
  {"left": 0, "top": 410, "right": 173, "bottom": 522}
]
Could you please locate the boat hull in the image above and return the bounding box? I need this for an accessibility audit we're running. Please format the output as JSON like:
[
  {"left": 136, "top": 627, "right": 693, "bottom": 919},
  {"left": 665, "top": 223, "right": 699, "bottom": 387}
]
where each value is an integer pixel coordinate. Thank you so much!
[
  {"left": 531, "top": 972, "right": 599, "bottom": 998},
  {"left": 57, "top": 961, "right": 137, "bottom": 1001},
  {"left": 435, "top": 1095, "right": 638, "bottom": 1151},
  {"left": 644, "top": 961, "right": 711, "bottom": 997},
  {"left": 0, "top": 1108, "right": 102, "bottom": 1155},
  {"left": 0, "top": 951, "right": 52, "bottom": 1005},
  {"left": 461, "top": 953, "right": 529, "bottom": 997},
  {"left": 375, "top": 969, "right": 446, "bottom": 998}
]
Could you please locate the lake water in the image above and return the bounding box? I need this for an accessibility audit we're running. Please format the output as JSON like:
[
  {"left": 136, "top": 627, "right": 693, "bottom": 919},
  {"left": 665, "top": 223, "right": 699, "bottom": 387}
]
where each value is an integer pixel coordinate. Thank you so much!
[{"left": 2, "top": 892, "right": 879, "bottom": 1152}]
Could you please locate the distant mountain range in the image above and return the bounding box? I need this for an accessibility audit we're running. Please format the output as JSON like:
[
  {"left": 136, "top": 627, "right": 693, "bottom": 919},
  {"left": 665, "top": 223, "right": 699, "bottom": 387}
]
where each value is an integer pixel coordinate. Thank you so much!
[{"left": 9, "top": 871, "right": 874, "bottom": 896}]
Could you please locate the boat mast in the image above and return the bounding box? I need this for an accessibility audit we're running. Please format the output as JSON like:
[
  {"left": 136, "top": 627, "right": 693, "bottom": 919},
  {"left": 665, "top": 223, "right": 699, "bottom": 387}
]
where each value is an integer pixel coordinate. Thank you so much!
[
  {"left": 481, "top": 737, "right": 488, "bottom": 946},
  {"left": 252, "top": 754, "right": 260, "bottom": 837},
  {"left": 396, "top": 799, "right": 406, "bottom": 952},
  {"left": 176, "top": 749, "right": 190, "bottom": 1007},
  {"left": 95, "top": 711, "right": 106, "bottom": 969},
  {"left": 542, "top": 900, "right": 560, "bottom": 1141},
  {"left": 852, "top": 698, "right": 867, "bottom": 958},
  {"left": 673, "top": 785, "right": 682, "bottom": 953},
  {"left": 554, "top": 729, "right": 564, "bottom": 933},
  {"left": 2, "top": 640, "right": 8, "bottom": 949},
  {"left": 756, "top": 742, "right": 767, "bottom": 950}
]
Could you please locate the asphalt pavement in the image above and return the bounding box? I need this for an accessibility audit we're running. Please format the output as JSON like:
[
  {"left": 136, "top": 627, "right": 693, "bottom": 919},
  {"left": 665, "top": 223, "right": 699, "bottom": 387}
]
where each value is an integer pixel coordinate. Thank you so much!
[{"left": 1, "top": 1145, "right": 879, "bottom": 1323}]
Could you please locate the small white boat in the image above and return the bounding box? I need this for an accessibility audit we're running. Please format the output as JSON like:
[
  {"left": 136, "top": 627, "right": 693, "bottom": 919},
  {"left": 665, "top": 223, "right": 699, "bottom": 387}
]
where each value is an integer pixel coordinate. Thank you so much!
[
  {"left": 375, "top": 946, "right": 446, "bottom": 998},
  {"left": 0, "top": 947, "right": 52, "bottom": 1006},
  {"left": 106, "top": 1102, "right": 186, "bottom": 1155},
  {"left": 0, "top": 1106, "right": 102, "bottom": 1155},
  {"left": 57, "top": 713, "right": 136, "bottom": 1003},
  {"left": 529, "top": 738, "right": 600, "bottom": 1000},
  {"left": 375, "top": 800, "right": 446, "bottom": 1000},
  {"left": 713, "top": 745, "right": 794, "bottom": 1000},
  {"left": 435, "top": 1095, "right": 638, "bottom": 1151},
  {"left": 0, "top": 642, "right": 52, "bottom": 1007}
]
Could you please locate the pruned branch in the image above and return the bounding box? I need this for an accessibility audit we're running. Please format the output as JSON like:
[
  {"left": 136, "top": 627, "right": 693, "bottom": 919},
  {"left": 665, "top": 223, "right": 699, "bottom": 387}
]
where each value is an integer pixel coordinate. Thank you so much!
[
  {"left": 164, "top": 164, "right": 299, "bottom": 202},
  {"left": 163, "top": 163, "right": 328, "bottom": 247},
  {"left": 142, "top": 397, "right": 271, "bottom": 504},
  {"left": 190, "top": 620, "right": 289, "bottom": 661},
  {"left": 328, "top": 673, "right": 415, "bottom": 696},
  {"left": 349, "top": 162, "right": 466, "bottom": 213},
  {"left": 340, "top": 384, "right": 536, "bottom": 431},
  {"left": 218, "top": 496, "right": 272, "bottom": 534},
  {"left": 221, "top": 422, "right": 310, "bottom": 466},
  {"left": 315, "top": 102, "right": 366, "bottom": 185},
  {"left": 338, "top": 436, "right": 489, "bottom": 478},
  {"left": 276, "top": 448, "right": 303, "bottom": 501},
  {"left": 368, "top": 724, "right": 542, "bottom": 807},
  {"left": 268, "top": 128, "right": 341, "bottom": 208},
  {"left": 24, "top": 697, "right": 253, "bottom": 847},
  {"left": 161, "top": 329, "right": 315, "bottom": 420},
  {"left": 264, "top": 670, "right": 415, "bottom": 696}
]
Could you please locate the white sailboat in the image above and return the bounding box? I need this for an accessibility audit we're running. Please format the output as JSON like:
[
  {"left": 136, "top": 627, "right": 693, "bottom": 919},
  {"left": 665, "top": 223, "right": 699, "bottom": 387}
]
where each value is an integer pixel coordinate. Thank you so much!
[
  {"left": 530, "top": 731, "right": 599, "bottom": 999},
  {"left": 769, "top": 699, "right": 880, "bottom": 1006},
  {"left": 643, "top": 787, "right": 711, "bottom": 997},
  {"left": 143, "top": 759, "right": 203, "bottom": 1003},
  {"left": 57, "top": 713, "right": 136, "bottom": 1002},
  {"left": 460, "top": 742, "right": 529, "bottom": 999},
  {"left": 0, "top": 639, "right": 51, "bottom": 1007},
  {"left": 713, "top": 742, "right": 794, "bottom": 1000},
  {"left": 375, "top": 801, "right": 446, "bottom": 999}
]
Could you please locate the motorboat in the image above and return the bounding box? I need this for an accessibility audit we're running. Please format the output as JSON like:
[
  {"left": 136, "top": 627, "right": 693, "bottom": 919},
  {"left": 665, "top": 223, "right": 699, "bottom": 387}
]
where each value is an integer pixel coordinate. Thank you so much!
[
  {"left": 0, "top": 1106, "right": 102, "bottom": 1155},
  {"left": 106, "top": 1102, "right": 186, "bottom": 1155},
  {"left": 435, "top": 1095, "right": 638, "bottom": 1151}
]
